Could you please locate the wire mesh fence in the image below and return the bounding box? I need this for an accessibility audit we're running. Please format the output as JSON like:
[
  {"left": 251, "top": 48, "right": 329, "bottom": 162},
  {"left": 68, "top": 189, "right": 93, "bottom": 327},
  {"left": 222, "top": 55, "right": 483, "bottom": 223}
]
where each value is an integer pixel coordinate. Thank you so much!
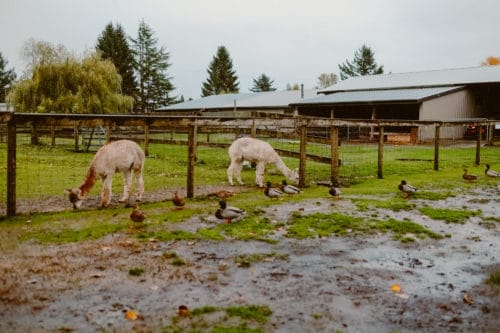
[{"left": 0, "top": 114, "right": 499, "bottom": 216}]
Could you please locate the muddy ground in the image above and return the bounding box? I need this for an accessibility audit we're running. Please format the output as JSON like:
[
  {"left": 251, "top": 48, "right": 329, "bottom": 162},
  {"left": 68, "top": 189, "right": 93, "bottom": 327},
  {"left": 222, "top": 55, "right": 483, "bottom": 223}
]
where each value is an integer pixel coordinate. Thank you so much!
[{"left": 0, "top": 185, "right": 499, "bottom": 332}]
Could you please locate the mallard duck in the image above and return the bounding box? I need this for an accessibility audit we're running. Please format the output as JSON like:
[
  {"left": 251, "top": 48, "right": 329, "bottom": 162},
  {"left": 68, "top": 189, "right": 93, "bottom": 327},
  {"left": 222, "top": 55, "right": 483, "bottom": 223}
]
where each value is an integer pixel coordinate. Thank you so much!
[
  {"left": 130, "top": 204, "right": 145, "bottom": 223},
  {"left": 172, "top": 191, "right": 185, "bottom": 209},
  {"left": 329, "top": 185, "right": 342, "bottom": 200},
  {"left": 215, "top": 200, "right": 246, "bottom": 223},
  {"left": 280, "top": 180, "right": 301, "bottom": 194},
  {"left": 264, "top": 181, "right": 284, "bottom": 199},
  {"left": 485, "top": 164, "right": 500, "bottom": 177},
  {"left": 463, "top": 169, "right": 478, "bottom": 182},
  {"left": 398, "top": 180, "right": 417, "bottom": 198}
]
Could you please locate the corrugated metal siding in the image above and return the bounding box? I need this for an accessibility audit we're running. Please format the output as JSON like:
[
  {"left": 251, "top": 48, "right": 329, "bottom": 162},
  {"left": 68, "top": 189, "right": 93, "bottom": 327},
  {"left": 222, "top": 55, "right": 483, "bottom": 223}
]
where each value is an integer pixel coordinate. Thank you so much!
[
  {"left": 418, "top": 89, "right": 476, "bottom": 140},
  {"left": 320, "top": 66, "right": 500, "bottom": 93}
]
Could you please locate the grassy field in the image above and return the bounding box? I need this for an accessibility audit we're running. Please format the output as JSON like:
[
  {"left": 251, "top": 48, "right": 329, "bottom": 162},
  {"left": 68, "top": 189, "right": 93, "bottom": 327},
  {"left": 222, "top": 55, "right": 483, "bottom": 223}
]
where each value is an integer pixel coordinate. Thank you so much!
[{"left": 0, "top": 136, "right": 499, "bottom": 250}]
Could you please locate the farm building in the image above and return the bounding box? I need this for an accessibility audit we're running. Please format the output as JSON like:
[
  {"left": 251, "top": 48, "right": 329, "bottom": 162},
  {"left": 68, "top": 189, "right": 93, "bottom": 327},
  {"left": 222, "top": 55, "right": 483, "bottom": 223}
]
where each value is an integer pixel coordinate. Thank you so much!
[
  {"left": 292, "top": 66, "right": 500, "bottom": 141},
  {"left": 158, "top": 88, "right": 318, "bottom": 116}
]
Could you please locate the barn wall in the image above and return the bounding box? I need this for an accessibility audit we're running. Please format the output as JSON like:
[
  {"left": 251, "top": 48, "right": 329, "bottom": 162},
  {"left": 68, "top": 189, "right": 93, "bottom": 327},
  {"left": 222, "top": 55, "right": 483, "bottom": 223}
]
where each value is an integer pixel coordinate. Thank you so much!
[{"left": 418, "top": 89, "right": 476, "bottom": 140}]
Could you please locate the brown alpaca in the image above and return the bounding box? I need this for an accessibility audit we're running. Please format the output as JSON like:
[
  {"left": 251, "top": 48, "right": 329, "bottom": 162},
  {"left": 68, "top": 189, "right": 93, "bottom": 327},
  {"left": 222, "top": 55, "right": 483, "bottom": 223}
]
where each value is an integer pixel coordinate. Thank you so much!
[{"left": 66, "top": 140, "right": 145, "bottom": 209}]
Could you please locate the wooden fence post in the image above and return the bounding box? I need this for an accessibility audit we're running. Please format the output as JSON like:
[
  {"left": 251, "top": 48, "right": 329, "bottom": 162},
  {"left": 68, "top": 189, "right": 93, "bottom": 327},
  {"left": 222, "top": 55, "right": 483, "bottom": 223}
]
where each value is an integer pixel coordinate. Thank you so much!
[
  {"left": 377, "top": 126, "right": 384, "bottom": 179},
  {"left": 299, "top": 125, "right": 307, "bottom": 187},
  {"left": 73, "top": 123, "right": 79, "bottom": 151},
  {"left": 144, "top": 124, "right": 150, "bottom": 157},
  {"left": 50, "top": 122, "right": 56, "bottom": 146},
  {"left": 251, "top": 120, "right": 256, "bottom": 138},
  {"left": 475, "top": 124, "right": 481, "bottom": 165},
  {"left": 187, "top": 123, "right": 197, "bottom": 198},
  {"left": 330, "top": 126, "right": 339, "bottom": 182},
  {"left": 434, "top": 125, "right": 440, "bottom": 171},
  {"left": 487, "top": 123, "right": 494, "bottom": 146},
  {"left": 7, "top": 120, "right": 16, "bottom": 216}
]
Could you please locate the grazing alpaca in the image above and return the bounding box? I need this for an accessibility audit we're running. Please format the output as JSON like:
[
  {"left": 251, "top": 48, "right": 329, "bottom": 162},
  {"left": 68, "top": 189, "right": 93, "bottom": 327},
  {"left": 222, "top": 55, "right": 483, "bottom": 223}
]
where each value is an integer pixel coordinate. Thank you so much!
[
  {"left": 227, "top": 137, "right": 299, "bottom": 188},
  {"left": 66, "top": 140, "right": 145, "bottom": 209}
]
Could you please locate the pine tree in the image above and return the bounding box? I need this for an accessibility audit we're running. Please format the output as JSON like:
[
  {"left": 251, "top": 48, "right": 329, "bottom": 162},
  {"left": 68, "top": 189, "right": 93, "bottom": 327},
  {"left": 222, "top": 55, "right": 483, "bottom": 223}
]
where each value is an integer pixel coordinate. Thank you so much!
[
  {"left": 250, "top": 73, "right": 276, "bottom": 92},
  {"left": 0, "top": 52, "right": 17, "bottom": 102},
  {"left": 201, "top": 46, "right": 239, "bottom": 97},
  {"left": 96, "top": 22, "right": 137, "bottom": 98},
  {"left": 338, "top": 44, "right": 384, "bottom": 80},
  {"left": 131, "top": 20, "right": 175, "bottom": 112}
]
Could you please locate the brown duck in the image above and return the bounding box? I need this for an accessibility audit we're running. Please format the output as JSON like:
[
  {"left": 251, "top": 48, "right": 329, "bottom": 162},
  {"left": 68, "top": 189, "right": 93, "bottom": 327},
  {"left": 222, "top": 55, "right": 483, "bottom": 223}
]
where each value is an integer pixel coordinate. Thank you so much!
[
  {"left": 130, "top": 204, "right": 145, "bottom": 223},
  {"left": 172, "top": 191, "right": 186, "bottom": 209},
  {"left": 462, "top": 169, "right": 478, "bottom": 182}
]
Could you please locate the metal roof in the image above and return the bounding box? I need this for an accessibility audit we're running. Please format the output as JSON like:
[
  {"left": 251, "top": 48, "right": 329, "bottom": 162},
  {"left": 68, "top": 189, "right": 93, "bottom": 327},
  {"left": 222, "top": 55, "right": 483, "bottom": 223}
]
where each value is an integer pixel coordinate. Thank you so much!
[
  {"left": 292, "top": 86, "right": 464, "bottom": 106},
  {"left": 159, "top": 89, "right": 318, "bottom": 111},
  {"left": 319, "top": 66, "right": 500, "bottom": 93}
]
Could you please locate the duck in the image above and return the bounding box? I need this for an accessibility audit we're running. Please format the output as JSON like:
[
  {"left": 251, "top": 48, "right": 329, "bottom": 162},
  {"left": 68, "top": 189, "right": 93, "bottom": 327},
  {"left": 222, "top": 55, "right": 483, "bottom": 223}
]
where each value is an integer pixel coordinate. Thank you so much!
[
  {"left": 462, "top": 169, "right": 478, "bottom": 182},
  {"left": 207, "top": 189, "right": 235, "bottom": 199},
  {"left": 398, "top": 180, "right": 417, "bottom": 198},
  {"left": 280, "top": 180, "right": 301, "bottom": 194},
  {"left": 329, "top": 185, "right": 342, "bottom": 200},
  {"left": 172, "top": 191, "right": 186, "bottom": 209},
  {"left": 215, "top": 200, "right": 246, "bottom": 223},
  {"left": 130, "top": 204, "right": 145, "bottom": 223},
  {"left": 264, "top": 181, "right": 284, "bottom": 199},
  {"left": 485, "top": 164, "right": 500, "bottom": 177}
]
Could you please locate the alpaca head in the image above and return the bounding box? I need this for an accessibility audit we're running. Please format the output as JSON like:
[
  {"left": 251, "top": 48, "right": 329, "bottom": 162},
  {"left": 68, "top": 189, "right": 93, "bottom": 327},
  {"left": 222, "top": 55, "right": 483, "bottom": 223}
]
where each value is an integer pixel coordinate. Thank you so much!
[
  {"left": 289, "top": 168, "right": 299, "bottom": 184},
  {"left": 66, "top": 188, "right": 85, "bottom": 209}
]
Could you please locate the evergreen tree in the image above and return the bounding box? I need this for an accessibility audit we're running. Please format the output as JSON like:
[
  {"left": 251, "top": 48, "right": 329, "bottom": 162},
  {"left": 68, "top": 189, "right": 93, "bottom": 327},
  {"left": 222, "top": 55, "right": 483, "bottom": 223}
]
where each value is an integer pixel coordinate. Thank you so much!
[
  {"left": 96, "top": 22, "right": 137, "bottom": 98},
  {"left": 0, "top": 52, "right": 16, "bottom": 102},
  {"left": 338, "top": 44, "right": 384, "bottom": 80},
  {"left": 201, "top": 46, "right": 239, "bottom": 97},
  {"left": 131, "top": 20, "right": 175, "bottom": 112},
  {"left": 250, "top": 73, "right": 276, "bottom": 92}
]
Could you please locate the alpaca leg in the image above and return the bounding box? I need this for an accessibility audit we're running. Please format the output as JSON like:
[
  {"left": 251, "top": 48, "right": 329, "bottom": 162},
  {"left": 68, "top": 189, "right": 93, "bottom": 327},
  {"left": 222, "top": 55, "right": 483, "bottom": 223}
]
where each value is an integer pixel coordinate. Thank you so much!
[
  {"left": 119, "top": 170, "right": 132, "bottom": 202},
  {"left": 228, "top": 160, "right": 244, "bottom": 185},
  {"left": 227, "top": 162, "right": 235, "bottom": 186},
  {"left": 101, "top": 175, "right": 113, "bottom": 207},
  {"left": 255, "top": 162, "right": 266, "bottom": 187},
  {"left": 135, "top": 169, "right": 144, "bottom": 202},
  {"left": 234, "top": 162, "right": 245, "bottom": 185}
]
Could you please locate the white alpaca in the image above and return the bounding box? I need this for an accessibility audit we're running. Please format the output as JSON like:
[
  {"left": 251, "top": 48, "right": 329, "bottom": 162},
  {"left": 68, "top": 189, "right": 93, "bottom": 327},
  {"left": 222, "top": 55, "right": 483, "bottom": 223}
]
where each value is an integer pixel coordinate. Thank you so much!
[
  {"left": 227, "top": 137, "right": 299, "bottom": 188},
  {"left": 66, "top": 139, "right": 145, "bottom": 209}
]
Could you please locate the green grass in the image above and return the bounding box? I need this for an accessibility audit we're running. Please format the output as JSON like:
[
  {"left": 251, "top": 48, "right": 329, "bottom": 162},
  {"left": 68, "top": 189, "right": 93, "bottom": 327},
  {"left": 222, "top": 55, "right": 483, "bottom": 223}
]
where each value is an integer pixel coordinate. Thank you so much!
[
  {"left": 286, "top": 212, "right": 442, "bottom": 241},
  {"left": 418, "top": 207, "right": 480, "bottom": 224},
  {"left": 164, "top": 304, "right": 272, "bottom": 333},
  {"left": 0, "top": 140, "right": 499, "bottom": 249}
]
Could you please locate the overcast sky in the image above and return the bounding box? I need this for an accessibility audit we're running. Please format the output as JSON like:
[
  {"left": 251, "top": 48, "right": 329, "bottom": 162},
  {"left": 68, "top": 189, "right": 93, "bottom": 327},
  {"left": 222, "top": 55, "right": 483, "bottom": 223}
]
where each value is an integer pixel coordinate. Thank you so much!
[{"left": 1, "top": 0, "right": 499, "bottom": 99}]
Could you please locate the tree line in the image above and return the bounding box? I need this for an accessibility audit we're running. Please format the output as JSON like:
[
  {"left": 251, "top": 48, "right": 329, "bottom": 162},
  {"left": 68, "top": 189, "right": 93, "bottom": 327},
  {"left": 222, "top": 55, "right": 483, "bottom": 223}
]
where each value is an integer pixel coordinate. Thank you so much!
[{"left": 6, "top": 19, "right": 475, "bottom": 113}]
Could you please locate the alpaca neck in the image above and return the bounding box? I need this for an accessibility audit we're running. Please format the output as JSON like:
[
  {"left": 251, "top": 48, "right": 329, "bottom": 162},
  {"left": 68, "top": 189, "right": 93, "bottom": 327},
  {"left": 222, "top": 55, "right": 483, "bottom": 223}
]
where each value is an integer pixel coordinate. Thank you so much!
[
  {"left": 79, "top": 166, "right": 98, "bottom": 196},
  {"left": 273, "top": 155, "right": 294, "bottom": 178}
]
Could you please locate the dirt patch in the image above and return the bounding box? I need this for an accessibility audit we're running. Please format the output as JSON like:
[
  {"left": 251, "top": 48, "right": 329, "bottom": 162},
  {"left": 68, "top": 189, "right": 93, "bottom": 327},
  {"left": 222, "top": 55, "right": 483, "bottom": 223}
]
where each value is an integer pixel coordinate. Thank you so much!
[{"left": 0, "top": 187, "right": 499, "bottom": 332}]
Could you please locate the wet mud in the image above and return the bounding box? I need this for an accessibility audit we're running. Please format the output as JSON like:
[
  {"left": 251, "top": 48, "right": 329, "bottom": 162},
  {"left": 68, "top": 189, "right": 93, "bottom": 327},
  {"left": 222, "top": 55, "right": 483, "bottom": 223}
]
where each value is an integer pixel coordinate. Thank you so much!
[{"left": 0, "top": 187, "right": 499, "bottom": 332}]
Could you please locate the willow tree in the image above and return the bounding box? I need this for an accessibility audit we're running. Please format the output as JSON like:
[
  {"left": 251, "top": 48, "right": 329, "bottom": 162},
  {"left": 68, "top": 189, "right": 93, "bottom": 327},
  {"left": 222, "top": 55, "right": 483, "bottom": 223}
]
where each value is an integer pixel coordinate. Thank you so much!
[{"left": 8, "top": 53, "right": 133, "bottom": 113}]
